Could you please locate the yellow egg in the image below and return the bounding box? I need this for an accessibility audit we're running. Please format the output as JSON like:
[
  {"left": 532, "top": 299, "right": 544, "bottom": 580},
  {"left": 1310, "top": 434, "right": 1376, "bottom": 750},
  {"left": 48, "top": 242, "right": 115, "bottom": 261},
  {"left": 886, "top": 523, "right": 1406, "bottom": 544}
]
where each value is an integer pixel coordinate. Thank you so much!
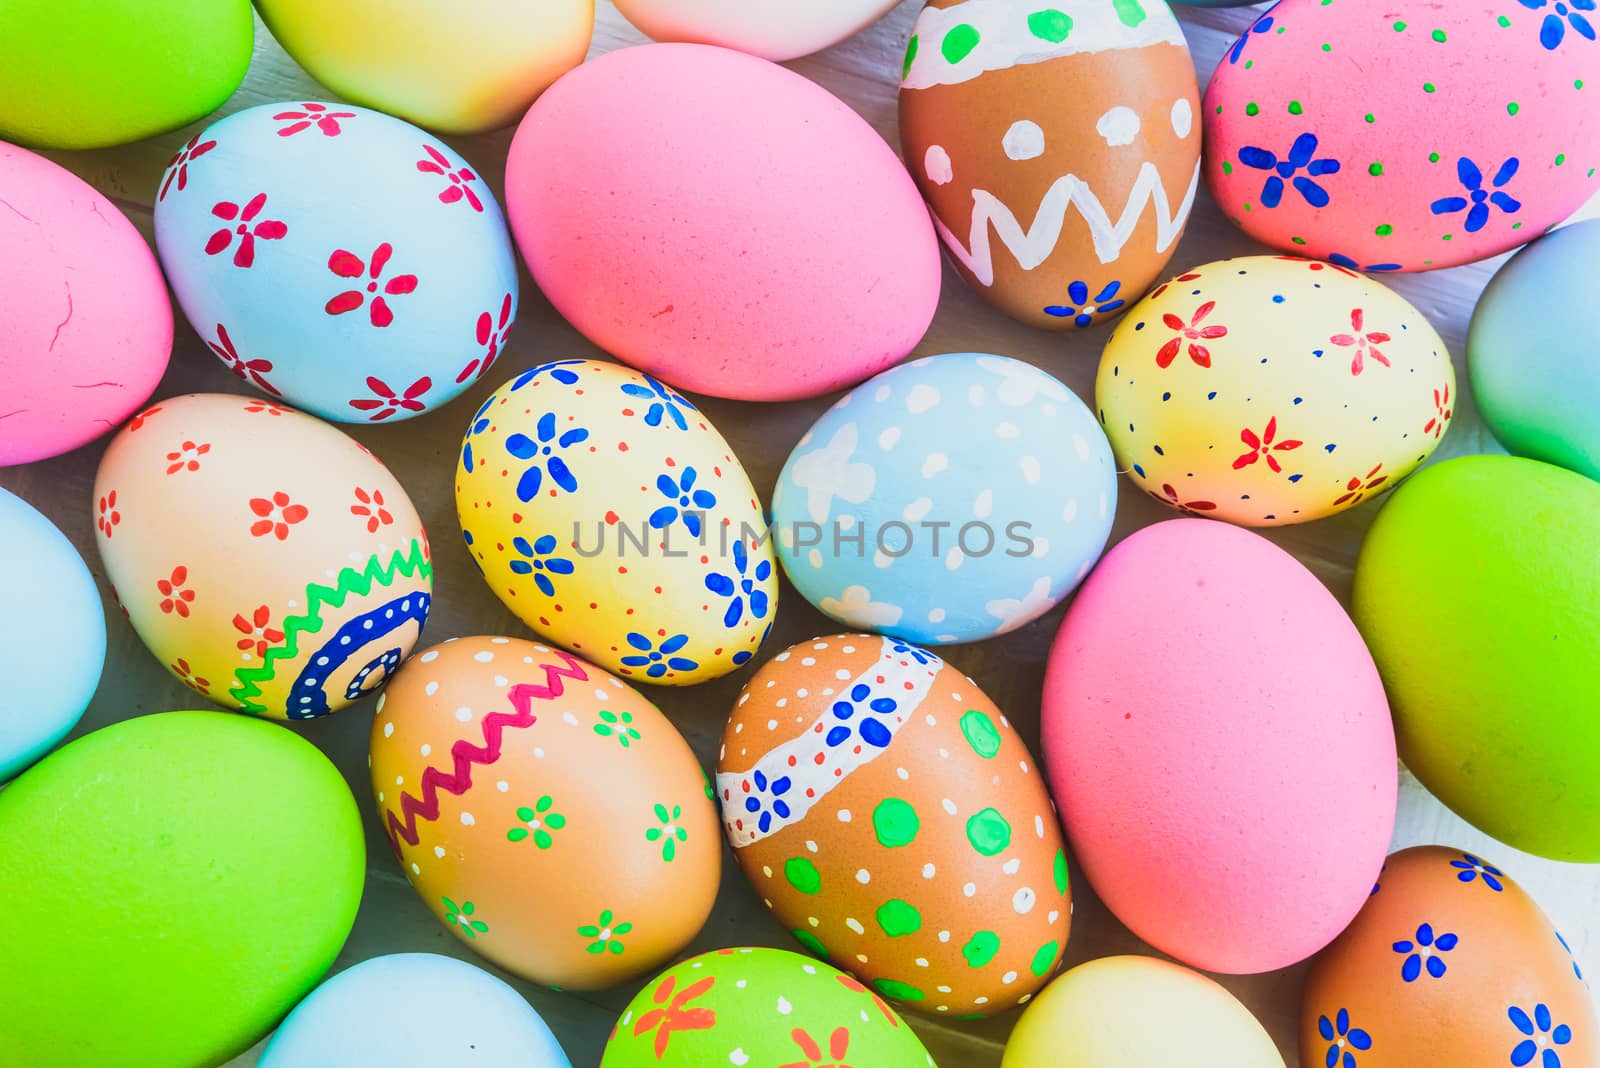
[
  {"left": 1002, "top": 956, "right": 1284, "bottom": 1068},
  {"left": 455, "top": 361, "right": 777, "bottom": 684},
  {"left": 1096, "top": 256, "right": 1454, "bottom": 525}
]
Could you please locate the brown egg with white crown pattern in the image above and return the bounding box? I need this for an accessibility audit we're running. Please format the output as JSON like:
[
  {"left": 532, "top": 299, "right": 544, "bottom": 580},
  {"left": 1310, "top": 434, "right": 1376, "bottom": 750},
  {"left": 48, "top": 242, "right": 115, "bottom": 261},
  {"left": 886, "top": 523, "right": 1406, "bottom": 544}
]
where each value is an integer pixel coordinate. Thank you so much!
[
  {"left": 718, "top": 634, "right": 1071, "bottom": 1017},
  {"left": 1301, "top": 845, "right": 1596, "bottom": 1068},
  {"left": 898, "top": 0, "right": 1200, "bottom": 330}
]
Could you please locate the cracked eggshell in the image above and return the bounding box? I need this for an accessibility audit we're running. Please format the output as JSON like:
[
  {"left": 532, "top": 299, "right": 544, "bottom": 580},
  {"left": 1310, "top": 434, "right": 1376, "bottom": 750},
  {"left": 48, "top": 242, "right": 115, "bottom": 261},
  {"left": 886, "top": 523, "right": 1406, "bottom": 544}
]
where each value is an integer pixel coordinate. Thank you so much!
[
  {"left": 898, "top": 0, "right": 1201, "bottom": 330},
  {"left": 718, "top": 634, "right": 1071, "bottom": 1017},
  {"left": 612, "top": 0, "right": 900, "bottom": 60}
]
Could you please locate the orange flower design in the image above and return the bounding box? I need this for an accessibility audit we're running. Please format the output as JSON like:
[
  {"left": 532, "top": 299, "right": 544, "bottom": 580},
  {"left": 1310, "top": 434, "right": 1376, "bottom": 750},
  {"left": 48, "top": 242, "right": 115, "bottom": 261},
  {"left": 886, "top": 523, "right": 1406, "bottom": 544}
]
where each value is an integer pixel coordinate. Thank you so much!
[
  {"left": 249, "top": 491, "right": 308, "bottom": 540},
  {"left": 233, "top": 605, "right": 285, "bottom": 658},
  {"left": 632, "top": 975, "right": 716, "bottom": 1058}
]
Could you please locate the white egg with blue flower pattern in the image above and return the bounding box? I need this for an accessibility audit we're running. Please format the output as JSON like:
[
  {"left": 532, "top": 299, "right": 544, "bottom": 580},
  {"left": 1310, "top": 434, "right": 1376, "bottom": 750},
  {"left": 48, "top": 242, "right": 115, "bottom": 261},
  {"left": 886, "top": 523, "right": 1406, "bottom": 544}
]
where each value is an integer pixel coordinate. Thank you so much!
[
  {"left": 455, "top": 360, "right": 777, "bottom": 684},
  {"left": 771, "top": 353, "right": 1116, "bottom": 644}
]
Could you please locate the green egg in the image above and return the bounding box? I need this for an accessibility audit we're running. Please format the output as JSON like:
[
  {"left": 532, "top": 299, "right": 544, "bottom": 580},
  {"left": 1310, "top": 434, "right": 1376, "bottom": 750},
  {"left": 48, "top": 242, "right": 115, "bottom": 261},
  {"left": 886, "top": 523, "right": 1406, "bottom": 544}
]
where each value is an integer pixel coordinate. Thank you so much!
[
  {"left": 0, "top": 711, "right": 365, "bottom": 1066},
  {"left": 0, "top": 0, "right": 252, "bottom": 149},
  {"left": 1353, "top": 455, "right": 1600, "bottom": 862}
]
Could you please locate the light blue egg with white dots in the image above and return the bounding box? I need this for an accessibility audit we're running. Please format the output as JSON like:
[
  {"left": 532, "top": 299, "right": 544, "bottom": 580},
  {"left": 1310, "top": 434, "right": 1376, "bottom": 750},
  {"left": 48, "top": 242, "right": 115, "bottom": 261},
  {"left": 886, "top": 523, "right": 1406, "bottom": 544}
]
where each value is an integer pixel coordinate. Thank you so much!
[{"left": 771, "top": 353, "right": 1116, "bottom": 645}]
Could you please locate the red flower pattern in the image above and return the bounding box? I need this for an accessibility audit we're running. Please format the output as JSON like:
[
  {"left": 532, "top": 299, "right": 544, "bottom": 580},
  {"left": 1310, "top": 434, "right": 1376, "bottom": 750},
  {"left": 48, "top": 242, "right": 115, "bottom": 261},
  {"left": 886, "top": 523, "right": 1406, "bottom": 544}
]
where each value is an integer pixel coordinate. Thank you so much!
[
  {"left": 1149, "top": 271, "right": 1202, "bottom": 300},
  {"left": 351, "top": 487, "right": 394, "bottom": 532},
  {"left": 835, "top": 975, "right": 900, "bottom": 1027},
  {"left": 244, "top": 400, "right": 286, "bottom": 416},
  {"left": 97, "top": 490, "right": 121, "bottom": 537},
  {"left": 457, "top": 293, "right": 514, "bottom": 383},
  {"left": 1148, "top": 482, "right": 1217, "bottom": 514},
  {"left": 128, "top": 406, "right": 162, "bottom": 432},
  {"left": 207, "top": 324, "right": 281, "bottom": 395},
  {"left": 349, "top": 375, "right": 431, "bottom": 420},
  {"left": 249, "top": 492, "right": 309, "bottom": 540},
  {"left": 160, "top": 135, "right": 217, "bottom": 200},
  {"left": 780, "top": 1027, "right": 854, "bottom": 1068},
  {"left": 1334, "top": 463, "right": 1389, "bottom": 507},
  {"left": 416, "top": 145, "right": 483, "bottom": 211},
  {"left": 325, "top": 243, "right": 418, "bottom": 327},
  {"left": 1275, "top": 256, "right": 1362, "bottom": 280},
  {"left": 205, "top": 193, "right": 288, "bottom": 269},
  {"left": 1232, "top": 417, "right": 1303, "bottom": 473},
  {"left": 1330, "top": 309, "right": 1392, "bottom": 375},
  {"left": 165, "top": 440, "right": 211, "bottom": 475},
  {"left": 171, "top": 658, "right": 211, "bottom": 695},
  {"left": 1156, "top": 301, "right": 1227, "bottom": 369},
  {"left": 274, "top": 103, "right": 356, "bottom": 138},
  {"left": 157, "top": 566, "right": 195, "bottom": 617},
  {"left": 1425, "top": 384, "right": 1453, "bottom": 438},
  {"left": 233, "top": 605, "right": 285, "bottom": 658},
  {"left": 631, "top": 975, "right": 716, "bottom": 1058}
]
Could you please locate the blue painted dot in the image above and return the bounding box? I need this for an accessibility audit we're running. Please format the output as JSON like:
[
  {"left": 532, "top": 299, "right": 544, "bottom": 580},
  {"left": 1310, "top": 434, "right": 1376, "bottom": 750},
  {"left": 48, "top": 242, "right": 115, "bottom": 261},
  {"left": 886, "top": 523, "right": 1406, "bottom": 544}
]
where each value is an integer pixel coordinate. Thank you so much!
[
  {"left": 826, "top": 725, "right": 851, "bottom": 746},
  {"left": 1293, "top": 396, "right": 1303, "bottom": 405},
  {"left": 1132, "top": 463, "right": 1146, "bottom": 477},
  {"left": 1161, "top": 391, "right": 1171, "bottom": 401},
  {"left": 1312, "top": 349, "right": 1325, "bottom": 358},
  {"left": 1325, "top": 444, "right": 1337, "bottom": 453},
  {"left": 1153, "top": 445, "right": 1165, "bottom": 455},
  {"left": 1134, "top": 322, "right": 1145, "bottom": 331},
  {"left": 860, "top": 720, "right": 891, "bottom": 748},
  {"left": 1207, "top": 391, "right": 1218, "bottom": 400},
  {"left": 1272, "top": 294, "right": 1285, "bottom": 303},
  {"left": 1288, "top": 473, "right": 1303, "bottom": 482}
]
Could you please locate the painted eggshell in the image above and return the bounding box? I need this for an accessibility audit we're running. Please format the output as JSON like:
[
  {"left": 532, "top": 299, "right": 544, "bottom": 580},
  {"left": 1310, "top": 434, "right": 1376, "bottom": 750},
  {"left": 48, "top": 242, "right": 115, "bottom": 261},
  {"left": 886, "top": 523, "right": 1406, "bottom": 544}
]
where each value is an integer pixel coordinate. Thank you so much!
[
  {"left": 261, "top": 953, "right": 572, "bottom": 1067},
  {"left": 718, "top": 634, "right": 1071, "bottom": 1017},
  {"left": 0, "top": 0, "right": 251, "bottom": 149},
  {"left": 1469, "top": 220, "right": 1600, "bottom": 481},
  {"left": 1042, "top": 519, "right": 1397, "bottom": 973},
  {"left": 612, "top": 0, "right": 899, "bottom": 60},
  {"left": 1204, "top": 1, "right": 1600, "bottom": 272},
  {"left": 0, "top": 142, "right": 171, "bottom": 466},
  {"left": 771, "top": 353, "right": 1116, "bottom": 645},
  {"left": 371, "top": 636, "right": 720, "bottom": 989},
  {"left": 1301, "top": 846, "right": 1596, "bottom": 1068},
  {"left": 153, "top": 102, "right": 518, "bottom": 423},
  {"left": 455, "top": 360, "right": 776, "bottom": 684},
  {"left": 255, "top": 0, "right": 593, "bottom": 133},
  {"left": 1353, "top": 455, "right": 1600, "bottom": 862},
  {"left": 0, "top": 487, "right": 104, "bottom": 781},
  {"left": 1097, "top": 255, "right": 1454, "bottom": 526},
  {"left": 0, "top": 711, "right": 364, "bottom": 1068},
  {"left": 600, "top": 947, "right": 936, "bottom": 1067},
  {"left": 897, "top": 0, "right": 1200, "bottom": 330},
  {"left": 1003, "top": 956, "right": 1285, "bottom": 1068},
  {"left": 504, "top": 43, "right": 940, "bottom": 401},
  {"left": 93, "top": 393, "right": 432, "bottom": 719}
]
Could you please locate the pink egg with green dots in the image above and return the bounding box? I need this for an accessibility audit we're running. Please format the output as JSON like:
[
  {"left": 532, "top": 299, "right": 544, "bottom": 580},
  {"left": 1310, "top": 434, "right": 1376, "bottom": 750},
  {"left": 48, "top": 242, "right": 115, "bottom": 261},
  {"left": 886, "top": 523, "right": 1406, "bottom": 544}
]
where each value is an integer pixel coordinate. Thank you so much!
[{"left": 1204, "top": 0, "right": 1600, "bottom": 272}]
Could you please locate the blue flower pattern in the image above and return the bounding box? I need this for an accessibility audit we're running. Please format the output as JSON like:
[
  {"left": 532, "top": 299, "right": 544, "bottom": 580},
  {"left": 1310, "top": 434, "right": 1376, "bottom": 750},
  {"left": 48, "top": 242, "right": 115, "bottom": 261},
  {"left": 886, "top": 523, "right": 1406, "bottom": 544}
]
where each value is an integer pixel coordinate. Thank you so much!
[
  {"left": 505, "top": 412, "right": 588, "bottom": 502},
  {"left": 1319, "top": 1009, "right": 1372, "bottom": 1068},
  {"left": 741, "top": 768, "right": 793, "bottom": 834},
  {"left": 1431, "top": 157, "right": 1521, "bottom": 233},
  {"left": 1228, "top": 2, "right": 1280, "bottom": 64},
  {"left": 1452, "top": 853, "right": 1506, "bottom": 891},
  {"left": 825, "top": 683, "right": 899, "bottom": 750},
  {"left": 649, "top": 467, "right": 716, "bottom": 537},
  {"left": 1510, "top": 1003, "right": 1572, "bottom": 1067},
  {"left": 705, "top": 539, "right": 771, "bottom": 629},
  {"left": 1239, "top": 133, "right": 1341, "bottom": 208},
  {"left": 1329, "top": 253, "right": 1403, "bottom": 273},
  {"left": 620, "top": 375, "right": 696, "bottom": 430},
  {"left": 461, "top": 396, "right": 494, "bottom": 473},
  {"left": 507, "top": 534, "right": 574, "bottom": 597},
  {"left": 509, "top": 359, "right": 583, "bottom": 391},
  {"left": 620, "top": 632, "right": 698, "bottom": 678},
  {"left": 1393, "top": 922, "right": 1457, "bottom": 982},
  {"left": 1044, "top": 280, "right": 1125, "bottom": 327},
  {"left": 890, "top": 641, "right": 936, "bottom": 666},
  {"left": 1520, "top": 0, "right": 1596, "bottom": 50}
]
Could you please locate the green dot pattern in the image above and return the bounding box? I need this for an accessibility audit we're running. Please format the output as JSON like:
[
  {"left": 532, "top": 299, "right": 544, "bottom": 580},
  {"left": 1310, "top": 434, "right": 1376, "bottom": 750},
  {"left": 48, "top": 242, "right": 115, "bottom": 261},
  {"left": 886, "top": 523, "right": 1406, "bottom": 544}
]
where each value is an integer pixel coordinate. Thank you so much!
[
  {"left": 901, "top": 35, "right": 919, "bottom": 80},
  {"left": 873, "top": 797, "right": 919, "bottom": 848},
  {"left": 966, "top": 807, "right": 1011, "bottom": 856},
  {"left": 875, "top": 978, "right": 925, "bottom": 1001},
  {"left": 959, "top": 710, "right": 1001, "bottom": 759},
  {"left": 1030, "top": 940, "right": 1060, "bottom": 977},
  {"left": 962, "top": 931, "right": 1000, "bottom": 968},
  {"left": 876, "top": 899, "right": 922, "bottom": 937},
  {"left": 1054, "top": 849, "right": 1070, "bottom": 896},
  {"left": 940, "top": 23, "right": 979, "bottom": 64},
  {"left": 784, "top": 856, "right": 821, "bottom": 895},
  {"left": 1027, "top": 8, "right": 1072, "bottom": 43},
  {"left": 1112, "top": 0, "right": 1146, "bottom": 28},
  {"left": 793, "top": 929, "right": 827, "bottom": 958}
]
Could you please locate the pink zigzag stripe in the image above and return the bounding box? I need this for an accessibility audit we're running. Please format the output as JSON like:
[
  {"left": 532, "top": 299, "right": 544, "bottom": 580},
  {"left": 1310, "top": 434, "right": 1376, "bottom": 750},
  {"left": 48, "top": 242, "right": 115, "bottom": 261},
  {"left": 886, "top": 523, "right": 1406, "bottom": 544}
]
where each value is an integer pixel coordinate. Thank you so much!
[{"left": 384, "top": 650, "right": 589, "bottom": 854}]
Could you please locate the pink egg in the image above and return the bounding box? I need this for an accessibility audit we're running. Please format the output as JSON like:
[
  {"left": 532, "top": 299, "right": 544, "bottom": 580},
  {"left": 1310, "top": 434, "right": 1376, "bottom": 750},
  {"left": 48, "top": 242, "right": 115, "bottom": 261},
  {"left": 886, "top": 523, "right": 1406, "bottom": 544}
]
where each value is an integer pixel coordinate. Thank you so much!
[
  {"left": 503, "top": 43, "right": 940, "bottom": 401},
  {"left": 0, "top": 141, "right": 172, "bottom": 466},
  {"left": 1040, "top": 518, "right": 1396, "bottom": 974}
]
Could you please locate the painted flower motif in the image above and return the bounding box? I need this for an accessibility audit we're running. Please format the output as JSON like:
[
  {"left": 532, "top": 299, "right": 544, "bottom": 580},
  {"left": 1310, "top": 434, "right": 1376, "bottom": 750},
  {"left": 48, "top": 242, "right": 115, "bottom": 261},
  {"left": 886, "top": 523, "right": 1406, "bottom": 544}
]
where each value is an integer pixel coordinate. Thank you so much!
[
  {"left": 578, "top": 909, "right": 631, "bottom": 954},
  {"left": 1148, "top": 483, "right": 1217, "bottom": 514},
  {"left": 649, "top": 467, "right": 716, "bottom": 537},
  {"left": 594, "top": 708, "right": 642, "bottom": 748},
  {"left": 1432, "top": 157, "right": 1522, "bottom": 234},
  {"left": 1510, "top": 1003, "right": 1573, "bottom": 1067},
  {"left": 1328, "top": 253, "right": 1404, "bottom": 273},
  {"left": 205, "top": 193, "right": 287, "bottom": 268},
  {"left": 274, "top": 102, "right": 355, "bottom": 137},
  {"left": 461, "top": 396, "right": 493, "bottom": 473},
  {"left": 349, "top": 375, "right": 432, "bottom": 421},
  {"left": 1393, "top": 922, "right": 1458, "bottom": 982},
  {"left": 244, "top": 400, "right": 285, "bottom": 416},
  {"left": 705, "top": 539, "right": 771, "bottom": 629},
  {"left": 1044, "top": 280, "right": 1126, "bottom": 327},
  {"left": 507, "top": 795, "right": 566, "bottom": 848},
  {"left": 457, "top": 293, "right": 514, "bottom": 384},
  {"left": 1239, "top": 132, "right": 1341, "bottom": 209},
  {"left": 620, "top": 374, "right": 696, "bottom": 430},
  {"left": 1333, "top": 464, "right": 1388, "bottom": 507},
  {"left": 160, "top": 134, "right": 216, "bottom": 200},
  {"left": 207, "top": 324, "right": 280, "bottom": 395},
  {"left": 325, "top": 243, "right": 418, "bottom": 326},
  {"left": 1426, "top": 384, "right": 1453, "bottom": 438},
  {"left": 510, "top": 359, "right": 583, "bottom": 391},
  {"left": 1156, "top": 301, "right": 1227, "bottom": 368},
  {"left": 632, "top": 974, "right": 716, "bottom": 1057},
  {"left": 890, "top": 641, "right": 935, "bottom": 666},
  {"left": 164, "top": 440, "right": 211, "bottom": 475},
  {"left": 620, "top": 633, "right": 698, "bottom": 679},
  {"left": 1329, "top": 309, "right": 1392, "bottom": 376},
  {"left": 1148, "top": 271, "right": 1202, "bottom": 301},
  {"left": 233, "top": 604, "right": 285, "bottom": 658},
  {"left": 781, "top": 1027, "right": 854, "bottom": 1068},
  {"left": 1521, "top": 0, "right": 1597, "bottom": 50},
  {"left": 647, "top": 803, "right": 688, "bottom": 862},
  {"left": 1556, "top": 931, "right": 1585, "bottom": 981},
  {"left": 127, "top": 406, "right": 162, "bottom": 432},
  {"left": 350, "top": 487, "right": 393, "bottom": 532},
  {"left": 1451, "top": 853, "right": 1505, "bottom": 891},
  {"left": 97, "top": 490, "right": 121, "bottom": 537},
  {"left": 156, "top": 566, "right": 195, "bottom": 617},
  {"left": 508, "top": 534, "right": 574, "bottom": 597},
  {"left": 1227, "top": 2, "right": 1278, "bottom": 63},
  {"left": 171, "top": 658, "right": 210, "bottom": 694},
  {"left": 249, "top": 491, "right": 309, "bottom": 540},
  {"left": 1277, "top": 256, "right": 1362, "bottom": 280},
  {"left": 415, "top": 144, "right": 483, "bottom": 211},
  {"left": 505, "top": 412, "right": 588, "bottom": 501},
  {"left": 442, "top": 896, "right": 488, "bottom": 939},
  {"left": 1318, "top": 1008, "right": 1373, "bottom": 1068},
  {"left": 1232, "top": 417, "right": 1303, "bottom": 473}
]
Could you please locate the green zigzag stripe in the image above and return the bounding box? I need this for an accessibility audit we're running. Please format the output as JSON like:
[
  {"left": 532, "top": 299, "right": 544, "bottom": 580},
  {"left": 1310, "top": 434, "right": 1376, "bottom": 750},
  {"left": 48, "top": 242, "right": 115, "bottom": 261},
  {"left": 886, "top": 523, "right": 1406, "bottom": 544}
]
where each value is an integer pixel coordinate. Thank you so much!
[{"left": 232, "top": 539, "right": 433, "bottom": 715}]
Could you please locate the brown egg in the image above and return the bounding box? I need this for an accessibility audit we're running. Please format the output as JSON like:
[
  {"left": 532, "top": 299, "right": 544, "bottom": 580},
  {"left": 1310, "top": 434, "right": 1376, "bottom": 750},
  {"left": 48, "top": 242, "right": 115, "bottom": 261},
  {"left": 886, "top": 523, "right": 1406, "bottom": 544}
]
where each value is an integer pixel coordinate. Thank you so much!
[
  {"left": 717, "top": 634, "right": 1070, "bottom": 1017},
  {"left": 1301, "top": 845, "right": 1595, "bottom": 1067},
  {"left": 897, "top": 0, "right": 1200, "bottom": 330},
  {"left": 370, "top": 636, "right": 720, "bottom": 989}
]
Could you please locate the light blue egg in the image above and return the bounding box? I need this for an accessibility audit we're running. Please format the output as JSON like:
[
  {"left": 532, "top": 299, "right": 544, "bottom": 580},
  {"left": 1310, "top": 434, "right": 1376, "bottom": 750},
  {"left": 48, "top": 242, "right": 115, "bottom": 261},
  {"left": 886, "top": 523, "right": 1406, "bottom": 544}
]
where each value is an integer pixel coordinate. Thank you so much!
[
  {"left": 772, "top": 353, "right": 1116, "bottom": 644},
  {"left": 0, "top": 487, "right": 104, "bottom": 780},
  {"left": 1469, "top": 220, "right": 1600, "bottom": 482},
  {"left": 260, "top": 953, "right": 571, "bottom": 1067},
  {"left": 154, "top": 102, "right": 518, "bottom": 424}
]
